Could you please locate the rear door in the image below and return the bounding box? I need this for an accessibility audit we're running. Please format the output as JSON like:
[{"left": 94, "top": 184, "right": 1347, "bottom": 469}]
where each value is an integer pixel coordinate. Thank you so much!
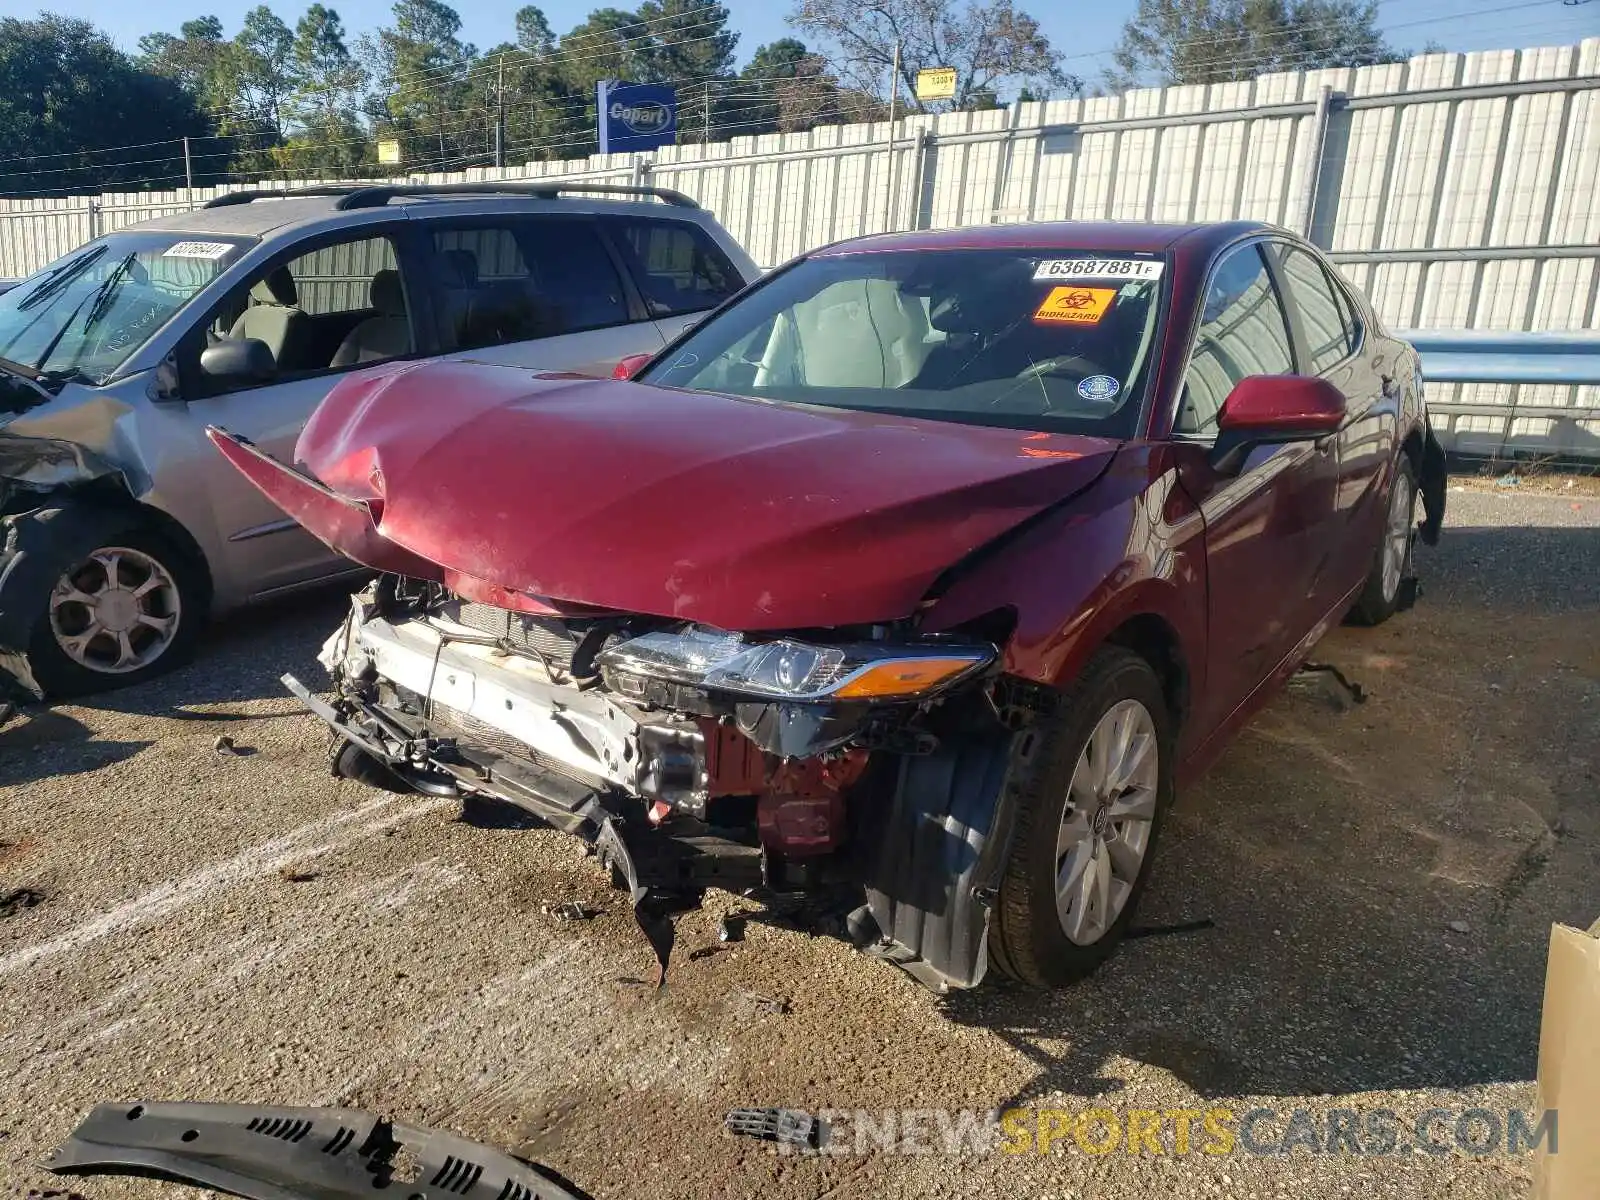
[
  {"left": 422, "top": 216, "right": 662, "bottom": 377},
  {"left": 597, "top": 214, "right": 746, "bottom": 343},
  {"left": 1268, "top": 242, "right": 1395, "bottom": 602},
  {"left": 1169, "top": 241, "right": 1342, "bottom": 741}
]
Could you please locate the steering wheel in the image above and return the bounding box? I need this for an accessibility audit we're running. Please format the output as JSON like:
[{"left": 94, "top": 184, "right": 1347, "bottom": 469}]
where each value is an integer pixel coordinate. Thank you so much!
[{"left": 1014, "top": 354, "right": 1107, "bottom": 384}]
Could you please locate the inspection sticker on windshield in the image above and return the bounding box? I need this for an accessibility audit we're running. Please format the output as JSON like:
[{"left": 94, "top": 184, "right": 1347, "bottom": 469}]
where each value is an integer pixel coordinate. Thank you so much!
[
  {"left": 1034, "top": 258, "right": 1163, "bottom": 282},
  {"left": 163, "top": 241, "right": 232, "bottom": 260},
  {"left": 1034, "top": 286, "right": 1116, "bottom": 325}
]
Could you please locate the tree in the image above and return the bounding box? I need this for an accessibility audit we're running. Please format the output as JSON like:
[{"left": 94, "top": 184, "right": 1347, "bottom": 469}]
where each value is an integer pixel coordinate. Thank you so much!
[
  {"left": 514, "top": 5, "right": 556, "bottom": 57},
  {"left": 790, "top": 0, "right": 1077, "bottom": 112},
  {"left": 278, "top": 5, "right": 370, "bottom": 175},
  {"left": 1107, "top": 0, "right": 1399, "bottom": 89},
  {"left": 0, "top": 15, "right": 211, "bottom": 194},
  {"left": 360, "top": 0, "right": 479, "bottom": 170},
  {"left": 632, "top": 0, "right": 738, "bottom": 142}
]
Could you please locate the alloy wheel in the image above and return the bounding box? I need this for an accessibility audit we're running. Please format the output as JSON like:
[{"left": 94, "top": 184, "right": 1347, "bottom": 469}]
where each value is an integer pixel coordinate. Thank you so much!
[
  {"left": 1054, "top": 698, "right": 1159, "bottom": 946},
  {"left": 1380, "top": 472, "right": 1416, "bottom": 604},
  {"left": 48, "top": 546, "right": 183, "bottom": 674}
]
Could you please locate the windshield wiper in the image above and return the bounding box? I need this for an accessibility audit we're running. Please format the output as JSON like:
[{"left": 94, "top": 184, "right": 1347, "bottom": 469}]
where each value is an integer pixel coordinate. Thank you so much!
[
  {"left": 26, "top": 253, "right": 134, "bottom": 380},
  {"left": 47, "top": 1101, "right": 591, "bottom": 1200},
  {"left": 13, "top": 244, "right": 107, "bottom": 313}
]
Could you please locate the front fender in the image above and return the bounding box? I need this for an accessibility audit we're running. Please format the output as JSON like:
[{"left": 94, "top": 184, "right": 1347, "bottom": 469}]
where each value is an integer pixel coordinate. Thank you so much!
[{"left": 920, "top": 446, "right": 1207, "bottom": 695}]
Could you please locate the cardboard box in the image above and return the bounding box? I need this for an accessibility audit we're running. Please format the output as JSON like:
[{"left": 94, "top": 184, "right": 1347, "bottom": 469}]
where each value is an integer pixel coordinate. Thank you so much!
[{"left": 1532, "top": 918, "right": 1600, "bottom": 1199}]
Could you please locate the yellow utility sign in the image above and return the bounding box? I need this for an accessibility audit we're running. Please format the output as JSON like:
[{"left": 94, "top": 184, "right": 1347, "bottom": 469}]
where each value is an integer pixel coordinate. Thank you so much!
[
  {"left": 377, "top": 139, "right": 402, "bottom": 165},
  {"left": 916, "top": 67, "right": 957, "bottom": 102}
]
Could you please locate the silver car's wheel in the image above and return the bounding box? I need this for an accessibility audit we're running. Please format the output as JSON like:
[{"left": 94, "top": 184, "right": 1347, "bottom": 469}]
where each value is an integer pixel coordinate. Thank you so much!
[
  {"left": 48, "top": 546, "right": 183, "bottom": 675},
  {"left": 1379, "top": 470, "right": 1415, "bottom": 605},
  {"left": 1054, "top": 698, "right": 1159, "bottom": 946}
]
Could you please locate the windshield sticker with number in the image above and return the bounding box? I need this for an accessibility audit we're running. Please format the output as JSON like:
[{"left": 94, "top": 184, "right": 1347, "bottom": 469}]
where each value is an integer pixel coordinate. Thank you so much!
[
  {"left": 1033, "top": 286, "right": 1116, "bottom": 326},
  {"left": 1034, "top": 258, "right": 1164, "bottom": 282},
  {"left": 163, "top": 241, "right": 234, "bottom": 260}
]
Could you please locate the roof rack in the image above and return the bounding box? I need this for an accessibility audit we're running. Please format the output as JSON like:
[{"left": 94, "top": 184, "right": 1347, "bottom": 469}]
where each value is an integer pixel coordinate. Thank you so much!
[
  {"left": 332, "top": 182, "right": 699, "bottom": 210},
  {"left": 202, "top": 182, "right": 699, "bottom": 211},
  {"left": 203, "top": 186, "right": 364, "bottom": 209}
]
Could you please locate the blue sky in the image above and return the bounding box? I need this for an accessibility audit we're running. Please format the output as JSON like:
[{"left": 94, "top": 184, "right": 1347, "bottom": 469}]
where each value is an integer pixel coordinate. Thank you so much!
[{"left": 15, "top": 0, "right": 1600, "bottom": 83}]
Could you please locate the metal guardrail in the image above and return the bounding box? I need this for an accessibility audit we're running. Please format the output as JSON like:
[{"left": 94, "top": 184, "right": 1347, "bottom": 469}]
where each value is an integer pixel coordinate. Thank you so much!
[
  {"left": 1401, "top": 330, "right": 1600, "bottom": 387},
  {"left": 1399, "top": 329, "right": 1600, "bottom": 460}
]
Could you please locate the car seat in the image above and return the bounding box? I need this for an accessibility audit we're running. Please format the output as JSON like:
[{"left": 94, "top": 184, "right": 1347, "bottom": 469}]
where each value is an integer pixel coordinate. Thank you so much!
[
  {"left": 228, "top": 267, "right": 312, "bottom": 369},
  {"left": 330, "top": 269, "right": 412, "bottom": 367}
]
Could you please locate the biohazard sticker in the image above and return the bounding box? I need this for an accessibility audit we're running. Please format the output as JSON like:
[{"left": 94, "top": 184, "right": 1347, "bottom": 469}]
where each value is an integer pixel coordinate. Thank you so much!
[
  {"left": 1034, "top": 258, "right": 1164, "bottom": 282},
  {"left": 1034, "top": 286, "right": 1115, "bottom": 325}
]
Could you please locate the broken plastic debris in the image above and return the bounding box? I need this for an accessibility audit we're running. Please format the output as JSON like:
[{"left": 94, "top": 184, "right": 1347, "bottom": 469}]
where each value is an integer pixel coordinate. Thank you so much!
[
  {"left": 725, "top": 1108, "right": 825, "bottom": 1150},
  {"left": 542, "top": 901, "right": 600, "bottom": 921},
  {"left": 737, "top": 990, "right": 790, "bottom": 1016}
]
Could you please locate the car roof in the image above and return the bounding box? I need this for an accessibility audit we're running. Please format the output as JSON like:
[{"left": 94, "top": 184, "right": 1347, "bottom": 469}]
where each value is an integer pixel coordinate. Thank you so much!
[
  {"left": 129, "top": 192, "right": 715, "bottom": 240},
  {"left": 811, "top": 220, "right": 1277, "bottom": 259}
]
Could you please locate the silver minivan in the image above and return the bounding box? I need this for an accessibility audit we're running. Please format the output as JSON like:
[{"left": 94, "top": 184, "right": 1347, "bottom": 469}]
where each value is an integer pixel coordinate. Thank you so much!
[{"left": 0, "top": 183, "right": 759, "bottom": 698}]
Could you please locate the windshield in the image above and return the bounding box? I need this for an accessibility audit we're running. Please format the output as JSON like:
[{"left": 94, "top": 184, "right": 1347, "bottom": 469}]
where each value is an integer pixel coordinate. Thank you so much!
[
  {"left": 0, "top": 231, "right": 251, "bottom": 384},
  {"left": 640, "top": 247, "right": 1167, "bottom": 436}
]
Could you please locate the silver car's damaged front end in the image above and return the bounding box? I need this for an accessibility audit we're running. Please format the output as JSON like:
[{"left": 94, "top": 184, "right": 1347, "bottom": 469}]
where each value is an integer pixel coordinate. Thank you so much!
[{"left": 290, "top": 574, "right": 1035, "bottom": 990}]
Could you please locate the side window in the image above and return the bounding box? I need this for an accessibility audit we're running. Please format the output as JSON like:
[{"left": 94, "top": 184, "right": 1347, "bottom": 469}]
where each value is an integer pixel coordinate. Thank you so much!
[
  {"left": 429, "top": 219, "right": 629, "bottom": 350},
  {"left": 1272, "top": 244, "right": 1355, "bottom": 374},
  {"left": 209, "top": 233, "right": 413, "bottom": 384},
  {"left": 610, "top": 217, "right": 742, "bottom": 317},
  {"left": 1177, "top": 245, "right": 1295, "bottom": 436}
]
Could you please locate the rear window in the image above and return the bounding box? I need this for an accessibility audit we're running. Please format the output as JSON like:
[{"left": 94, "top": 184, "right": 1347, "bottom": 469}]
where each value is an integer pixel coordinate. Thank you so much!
[
  {"left": 641, "top": 248, "right": 1166, "bottom": 436},
  {"left": 608, "top": 217, "right": 742, "bottom": 318}
]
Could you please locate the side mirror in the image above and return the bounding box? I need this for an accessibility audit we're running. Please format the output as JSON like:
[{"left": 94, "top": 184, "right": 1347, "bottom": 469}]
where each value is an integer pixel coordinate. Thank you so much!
[
  {"left": 200, "top": 338, "right": 276, "bottom": 387},
  {"left": 1209, "top": 375, "right": 1345, "bottom": 474},
  {"left": 613, "top": 352, "right": 654, "bottom": 381}
]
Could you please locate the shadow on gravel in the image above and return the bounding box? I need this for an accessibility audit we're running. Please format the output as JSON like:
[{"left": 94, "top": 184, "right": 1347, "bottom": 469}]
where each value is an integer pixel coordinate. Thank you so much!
[
  {"left": 942, "top": 521, "right": 1600, "bottom": 1103},
  {"left": 0, "top": 583, "right": 349, "bottom": 784}
]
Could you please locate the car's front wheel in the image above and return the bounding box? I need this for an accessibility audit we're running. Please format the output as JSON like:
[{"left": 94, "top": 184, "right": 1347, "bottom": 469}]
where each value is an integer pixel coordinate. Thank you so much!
[
  {"left": 14, "top": 508, "right": 207, "bottom": 698},
  {"left": 989, "top": 647, "right": 1175, "bottom": 986}
]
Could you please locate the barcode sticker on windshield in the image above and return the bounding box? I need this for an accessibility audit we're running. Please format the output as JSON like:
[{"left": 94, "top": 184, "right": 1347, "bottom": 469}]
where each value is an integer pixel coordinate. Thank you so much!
[
  {"left": 163, "top": 241, "right": 233, "bottom": 260},
  {"left": 1034, "top": 258, "right": 1163, "bottom": 282}
]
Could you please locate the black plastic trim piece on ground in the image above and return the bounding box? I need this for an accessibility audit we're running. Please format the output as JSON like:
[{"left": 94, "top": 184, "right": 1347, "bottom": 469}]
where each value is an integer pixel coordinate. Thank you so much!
[{"left": 47, "top": 1101, "right": 589, "bottom": 1200}]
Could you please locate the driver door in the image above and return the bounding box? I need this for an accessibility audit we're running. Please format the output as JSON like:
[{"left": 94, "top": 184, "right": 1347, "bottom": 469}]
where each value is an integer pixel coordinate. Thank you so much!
[
  {"left": 175, "top": 227, "right": 432, "bottom": 599},
  {"left": 1169, "top": 242, "right": 1342, "bottom": 743}
]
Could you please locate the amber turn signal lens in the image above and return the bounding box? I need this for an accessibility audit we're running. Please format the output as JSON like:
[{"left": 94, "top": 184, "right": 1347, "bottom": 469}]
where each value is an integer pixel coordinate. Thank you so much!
[{"left": 831, "top": 656, "right": 983, "bottom": 699}]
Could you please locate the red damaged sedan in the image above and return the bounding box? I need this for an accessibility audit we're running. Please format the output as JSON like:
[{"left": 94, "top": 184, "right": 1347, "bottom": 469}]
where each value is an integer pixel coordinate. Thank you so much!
[{"left": 211, "top": 220, "right": 1445, "bottom": 990}]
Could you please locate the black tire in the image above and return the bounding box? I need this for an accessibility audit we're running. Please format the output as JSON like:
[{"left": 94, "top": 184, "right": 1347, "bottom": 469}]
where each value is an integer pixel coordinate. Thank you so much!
[
  {"left": 1347, "top": 457, "right": 1418, "bottom": 627},
  {"left": 989, "top": 647, "right": 1176, "bottom": 987},
  {"left": 18, "top": 508, "right": 208, "bottom": 699}
]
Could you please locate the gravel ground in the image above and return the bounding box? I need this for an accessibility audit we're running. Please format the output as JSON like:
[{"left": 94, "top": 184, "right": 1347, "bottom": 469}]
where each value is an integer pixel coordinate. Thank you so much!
[{"left": 1, "top": 485, "right": 1596, "bottom": 1200}]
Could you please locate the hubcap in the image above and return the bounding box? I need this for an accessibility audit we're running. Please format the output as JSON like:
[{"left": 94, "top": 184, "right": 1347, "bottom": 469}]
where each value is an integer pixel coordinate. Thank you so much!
[
  {"left": 1055, "top": 698, "right": 1159, "bottom": 946},
  {"left": 48, "top": 547, "right": 182, "bottom": 675},
  {"left": 1381, "top": 473, "right": 1415, "bottom": 603}
]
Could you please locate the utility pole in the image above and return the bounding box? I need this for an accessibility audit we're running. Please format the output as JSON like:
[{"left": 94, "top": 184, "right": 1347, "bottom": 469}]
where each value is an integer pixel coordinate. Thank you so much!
[
  {"left": 704, "top": 79, "right": 712, "bottom": 145},
  {"left": 182, "top": 136, "right": 193, "bottom": 194},
  {"left": 881, "top": 39, "right": 901, "bottom": 230},
  {"left": 493, "top": 54, "right": 507, "bottom": 169}
]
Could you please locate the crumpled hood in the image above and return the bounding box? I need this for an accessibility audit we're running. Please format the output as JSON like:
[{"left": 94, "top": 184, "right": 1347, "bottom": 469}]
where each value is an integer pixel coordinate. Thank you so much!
[{"left": 221, "top": 360, "right": 1120, "bottom": 630}]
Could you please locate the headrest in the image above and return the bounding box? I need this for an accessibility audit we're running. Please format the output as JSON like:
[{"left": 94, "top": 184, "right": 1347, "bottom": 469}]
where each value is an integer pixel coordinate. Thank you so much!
[
  {"left": 370, "top": 269, "right": 406, "bottom": 317},
  {"left": 250, "top": 267, "right": 298, "bottom": 307},
  {"left": 441, "top": 249, "right": 479, "bottom": 288}
]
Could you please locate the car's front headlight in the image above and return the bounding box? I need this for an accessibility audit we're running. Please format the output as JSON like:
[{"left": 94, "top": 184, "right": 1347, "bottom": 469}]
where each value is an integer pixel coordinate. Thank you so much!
[{"left": 597, "top": 626, "right": 993, "bottom": 702}]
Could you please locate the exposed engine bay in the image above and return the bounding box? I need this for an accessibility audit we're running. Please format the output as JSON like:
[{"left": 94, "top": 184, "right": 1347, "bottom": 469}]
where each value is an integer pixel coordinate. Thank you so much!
[{"left": 295, "top": 574, "right": 1042, "bottom": 990}]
